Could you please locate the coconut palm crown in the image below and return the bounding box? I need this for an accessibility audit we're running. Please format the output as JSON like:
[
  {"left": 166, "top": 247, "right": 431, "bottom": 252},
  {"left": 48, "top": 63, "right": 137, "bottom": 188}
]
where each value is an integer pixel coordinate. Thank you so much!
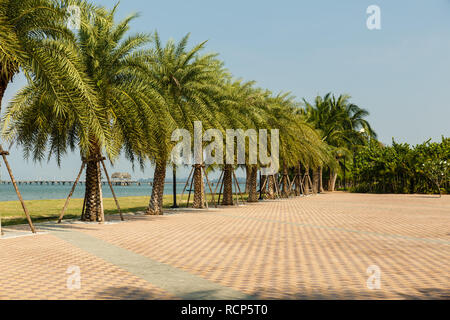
[{"left": 3, "top": 3, "right": 162, "bottom": 221}]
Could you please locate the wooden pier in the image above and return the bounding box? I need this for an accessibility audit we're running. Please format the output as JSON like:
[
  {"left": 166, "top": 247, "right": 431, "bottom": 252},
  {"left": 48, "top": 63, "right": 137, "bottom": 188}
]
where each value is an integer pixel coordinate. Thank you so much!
[{"left": 0, "top": 180, "right": 152, "bottom": 186}]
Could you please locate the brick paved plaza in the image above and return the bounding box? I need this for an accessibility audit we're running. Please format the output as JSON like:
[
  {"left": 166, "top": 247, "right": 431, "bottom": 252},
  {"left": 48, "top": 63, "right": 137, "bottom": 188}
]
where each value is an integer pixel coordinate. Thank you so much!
[{"left": 0, "top": 193, "right": 448, "bottom": 300}]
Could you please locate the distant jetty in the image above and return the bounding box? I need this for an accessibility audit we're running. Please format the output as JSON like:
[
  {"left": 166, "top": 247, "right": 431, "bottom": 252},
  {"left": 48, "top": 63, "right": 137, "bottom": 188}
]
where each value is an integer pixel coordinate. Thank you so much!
[
  {"left": 0, "top": 180, "right": 150, "bottom": 186},
  {"left": 0, "top": 170, "right": 220, "bottom": 187}
]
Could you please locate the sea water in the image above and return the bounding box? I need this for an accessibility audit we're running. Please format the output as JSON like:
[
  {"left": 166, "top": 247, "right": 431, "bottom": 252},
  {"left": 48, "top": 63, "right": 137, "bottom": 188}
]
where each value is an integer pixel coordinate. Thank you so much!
[{"left": 0, "top": 182, "right": 247, "bottom": 202}]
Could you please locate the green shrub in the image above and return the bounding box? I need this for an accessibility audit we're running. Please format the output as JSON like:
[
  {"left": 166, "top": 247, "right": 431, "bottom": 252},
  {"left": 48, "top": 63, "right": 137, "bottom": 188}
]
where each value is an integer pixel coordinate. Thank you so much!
[{"left": 352, "top": 137, "right": 450, "bottom": 195}]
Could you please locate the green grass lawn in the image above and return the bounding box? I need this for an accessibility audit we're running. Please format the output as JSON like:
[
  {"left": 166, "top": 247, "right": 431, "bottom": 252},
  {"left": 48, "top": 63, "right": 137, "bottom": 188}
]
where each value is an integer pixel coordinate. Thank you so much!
[
  {"left": 0, "top": 193, "right": 245, "bottom": 226},
  {"left": 0, "top": 196, "right": 148, "bottom": 226}
]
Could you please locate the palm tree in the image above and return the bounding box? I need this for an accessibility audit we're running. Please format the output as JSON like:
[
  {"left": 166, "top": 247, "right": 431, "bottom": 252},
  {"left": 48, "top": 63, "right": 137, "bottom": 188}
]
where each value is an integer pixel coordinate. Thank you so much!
[
  {"left": 215, "top": 85, "right": 328, "bottom": 201},
  {"left": 0, "top": 0, "right": 102, "bottom": 230},
  {"left": 208, "top": 79, "right": 276, "bottom": 205},
  {"left": 135, "top": 32, "right": 225, "bottom": 212},
  {"left": 0, "top": 0, "right": 99, "bottom": 132},
  {"left": 237, "top": 86, "right": 271, "bottom": 203},
  {"left": 3, "top": 4, "right": 159, "bottom": 221},
  {"left": 267, "top": 93, "right": 328, "bottom": 198},
  {"left": 212, "top": 80, "right": 261, "bottom": 205},
  {"left": 212, "top": 83, "right": 327, "bottom": 202},
  {"left": 303, "top": 93, "right": 376, "bottom": 191}
]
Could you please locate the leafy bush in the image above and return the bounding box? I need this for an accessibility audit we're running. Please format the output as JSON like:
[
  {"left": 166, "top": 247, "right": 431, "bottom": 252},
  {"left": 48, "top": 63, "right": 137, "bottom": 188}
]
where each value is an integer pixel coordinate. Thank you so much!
[{"left": 352, "top": 137, "right": 450, "bottom": 195}]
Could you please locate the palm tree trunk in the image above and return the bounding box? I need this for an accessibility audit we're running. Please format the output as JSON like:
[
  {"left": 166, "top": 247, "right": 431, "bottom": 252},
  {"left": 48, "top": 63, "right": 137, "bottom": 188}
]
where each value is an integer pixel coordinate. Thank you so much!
[
  {"left": 303, "top": 166, "right": 311, "bottom": 194},
  {"left": 245, "top": 165, "right": 251, "bottom": 194},
  {"left": 295, "top": 162, "right": 302, "bottom": 195},
  {"left": 260, "top": 174, "right": 267, "bottom": 198},
  {"left": 267, "top": 175, "right": 275, "bottom": 199},
  {"left": 0, "top": 74, "right": 11, "bottom": 113},
  {"left": 281, "top": 162, "right": 289, "bottom": 198},
  {"left": 146, "top": 162, "right": 166, "bottom": 215},
  {"left": 312, "top": 168, "right": 320, "bottom": 193},
  {"left": 247, "top": 166, "right": 259, "bottom": 202},
  {"left": 192, "top": 164, "right": 205, "bottom": 208},
  {"left": 83, "top": 143, "right": 103, "bottom": 222},
  {"left": 222, "top": 164, "right": 234, "bottom": 205},
  {"left": 329, "top": 171, "right": 338, "bottom": 191},
  {"left": 319, "top": 166, "right": 324, "bottom": 193}
]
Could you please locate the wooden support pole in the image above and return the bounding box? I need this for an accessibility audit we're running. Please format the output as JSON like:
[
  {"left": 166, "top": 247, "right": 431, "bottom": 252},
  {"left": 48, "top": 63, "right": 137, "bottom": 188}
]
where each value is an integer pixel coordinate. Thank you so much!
[
  {"left": 200, "top": 167, "right": 208, "bottom": 209},
  {"left": 216, "top": 171, "right": 225, "bottom": 205},
  {"left": 289, "top": 174, "right": 297, "bottom": 193},
  {"left": 101, "top": 160, "right": 124, "bottom": 221},
  {"left": 232, "top": 170, "right": 245, "bottom": 204},
  {"left": 271, "top": 175, "right": 280, "bottom": 199},
  {"left": 98, "top": 165, "right": 105, "bottom": 224},
  {"left": 286, "top": 175, "right": 292, "bottom": 197},
  {"left": 186, "top": 167, "right": 195, "bottom": 208},
  {"left": 293, "top": 174, "right": 298, "bottom": 195},
  {"left": 292, "top": 174, "right": 305, "bottom": 196},
  {"left": 260, "top": 175, "right": 268, "bottom": 198},
  {"left": 171, "top": 165, "right": 179, "bottom": 209},
  {"left": 303, "top": 174, "right": 315, "bottom": 195},
  {"left": 187, "top": 174, "right": 194, "bottom": 208},
  {"left": 259, "top": 170, "right": 263, "bottom": 200},
  {"left": 213, "top": 171, "right": 224, "bottom": 195},
  {"left": 58, "top": 162, "right": 85, "bottom": 223},
  {"left": 232, "top": 175, "right": 239, "bottom": 206},
  {"left": 81, "top": 192, "right": 86, "bottom": 221},
  {"left": 0, "top": 145, "right": 35, "bottom": 234},
  {"left": 202, "top": 165, "right": 217, "bottom": 208},
  {"left": 180, "top": 167, "right": 194, "bottom": 207}
]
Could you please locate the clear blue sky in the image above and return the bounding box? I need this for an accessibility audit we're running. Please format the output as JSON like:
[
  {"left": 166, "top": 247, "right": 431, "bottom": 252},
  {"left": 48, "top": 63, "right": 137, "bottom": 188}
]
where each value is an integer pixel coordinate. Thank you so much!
[{"left": 1, "top": 0, "right": 450, "bottom": 180}]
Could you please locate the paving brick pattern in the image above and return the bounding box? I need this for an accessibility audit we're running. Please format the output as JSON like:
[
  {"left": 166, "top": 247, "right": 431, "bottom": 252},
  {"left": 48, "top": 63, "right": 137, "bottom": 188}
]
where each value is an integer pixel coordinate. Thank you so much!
[
  {"left": 0, "top": 233, "right": 174, "bottom": 300},
  {"left": 0, "top": 193, "right": 449, "bottom": 300}
]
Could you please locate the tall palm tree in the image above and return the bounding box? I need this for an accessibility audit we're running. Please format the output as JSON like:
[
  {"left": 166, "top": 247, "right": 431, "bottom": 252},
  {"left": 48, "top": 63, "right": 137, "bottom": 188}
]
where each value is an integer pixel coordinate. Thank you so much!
[
  {"left": 303, "top": 93, "right": 376, "bottom": 191},
  {"left": 134, "top": 32, "right": 225, "bottom": 212},
  {"left": 0, "top": 0, "right": 99, "bottom": 136},
  {"left": 3, "top": 4, "right": 159, "bottom": 221},
  {"left": 212, "top": 80, "right": 265, "bottom": 205},
  {"left": 266, "top": 93, "right": 328, "bottom": 198},
  {"left": 0, "top": 0, "right": 102, "bottom": 231},
  {"left": 212, "top": 83, "right": 328, "bottom": 202}
]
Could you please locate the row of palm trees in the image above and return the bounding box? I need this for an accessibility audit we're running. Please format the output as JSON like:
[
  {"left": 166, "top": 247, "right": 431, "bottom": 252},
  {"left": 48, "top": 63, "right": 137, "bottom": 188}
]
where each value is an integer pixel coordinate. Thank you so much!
[
  {"left": 0, "top": 0, "right": 375, "bottom": 223},
  {"left": 302, "top": 94, "right": 377, "bottom": 191}
]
